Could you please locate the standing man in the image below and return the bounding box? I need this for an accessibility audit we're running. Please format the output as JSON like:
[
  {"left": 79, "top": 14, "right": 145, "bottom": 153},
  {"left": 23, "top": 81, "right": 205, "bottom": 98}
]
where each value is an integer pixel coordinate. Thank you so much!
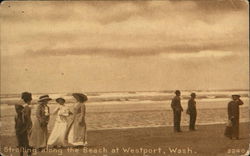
[
  {"left": 171, "top": 90, "right": 183, "bottom": 132},
  {"left": 15, "top": 92, "right": 33, "bottom": 156},
  {"left": 187, "top": 93, "right": 197, "bottom": 131},
  {"left": 227, "top": 94, "right": 244, "bottom": 139}
]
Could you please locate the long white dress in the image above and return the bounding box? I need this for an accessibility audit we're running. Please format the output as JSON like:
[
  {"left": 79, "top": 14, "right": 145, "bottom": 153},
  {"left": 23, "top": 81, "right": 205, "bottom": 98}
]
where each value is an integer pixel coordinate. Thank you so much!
[
  {"left": 67, "top": 102, "right": 87, "bottom": 146},
  {"left": 47, "top": 105, "right": 70, "bottom": 146}
]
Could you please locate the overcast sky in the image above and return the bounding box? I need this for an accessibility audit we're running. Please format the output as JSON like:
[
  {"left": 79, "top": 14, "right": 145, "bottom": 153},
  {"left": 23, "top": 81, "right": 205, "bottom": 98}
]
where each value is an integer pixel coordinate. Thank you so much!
[{"left": 1, "top": 0, "right": 249, "bottom": 93}]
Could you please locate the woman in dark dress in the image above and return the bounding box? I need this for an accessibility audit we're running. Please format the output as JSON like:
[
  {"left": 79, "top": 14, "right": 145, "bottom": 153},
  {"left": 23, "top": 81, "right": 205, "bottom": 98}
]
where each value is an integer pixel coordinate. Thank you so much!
[
  {"left": 226, "top": 94, "right": 244, "bottom": 139},
  {"left": 14, "top": 92, "right": 33, "bottom": 156}
]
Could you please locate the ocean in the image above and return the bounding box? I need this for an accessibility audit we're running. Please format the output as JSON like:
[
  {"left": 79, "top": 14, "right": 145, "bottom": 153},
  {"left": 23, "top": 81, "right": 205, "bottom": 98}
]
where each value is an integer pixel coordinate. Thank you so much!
[{"left": 0, "top": 90, "right": 249, "bottom": 136}]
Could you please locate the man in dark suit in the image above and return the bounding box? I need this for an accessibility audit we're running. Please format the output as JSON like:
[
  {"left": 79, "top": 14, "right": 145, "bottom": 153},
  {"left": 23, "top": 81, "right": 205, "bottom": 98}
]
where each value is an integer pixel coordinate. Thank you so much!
[
  {"left": 187, "top": 93, "right": 197, "bottom": 131},
  {"left": 171, "top": 90, "right": 183, "bottom": 132},
  {"left": 15, "top": 92, "right": 33, "bottom": 156}
]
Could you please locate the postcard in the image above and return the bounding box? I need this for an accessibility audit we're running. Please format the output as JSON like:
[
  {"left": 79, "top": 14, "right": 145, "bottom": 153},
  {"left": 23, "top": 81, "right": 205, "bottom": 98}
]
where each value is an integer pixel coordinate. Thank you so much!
[{"left": 0, "top": 0, "right": 249, "bottom": 156}]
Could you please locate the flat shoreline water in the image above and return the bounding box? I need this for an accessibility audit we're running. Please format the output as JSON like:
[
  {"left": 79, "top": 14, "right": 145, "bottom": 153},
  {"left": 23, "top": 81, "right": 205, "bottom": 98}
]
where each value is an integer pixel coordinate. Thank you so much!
[
  {"left": 1, "top": 91, "right": 249, "bottom": 139},
  {"left": 1, "top": 107, "right": 249, "bottom": 136}
]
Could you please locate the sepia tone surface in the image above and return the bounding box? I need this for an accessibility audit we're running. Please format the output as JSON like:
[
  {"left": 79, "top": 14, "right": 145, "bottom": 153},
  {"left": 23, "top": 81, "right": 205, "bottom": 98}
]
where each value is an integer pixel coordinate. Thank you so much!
[
  {"left": 0, "top": 0, "right": 249, "bottom": 156},
  {"left": 1, "top": 0, "right": 249, "bottom": 93}
]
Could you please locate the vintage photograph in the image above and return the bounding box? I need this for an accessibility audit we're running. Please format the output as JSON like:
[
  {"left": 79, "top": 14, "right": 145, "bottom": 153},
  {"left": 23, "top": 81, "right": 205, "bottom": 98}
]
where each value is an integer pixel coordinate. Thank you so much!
[{"left": 0, "top": 0, "right": 249, "bottom": 156}]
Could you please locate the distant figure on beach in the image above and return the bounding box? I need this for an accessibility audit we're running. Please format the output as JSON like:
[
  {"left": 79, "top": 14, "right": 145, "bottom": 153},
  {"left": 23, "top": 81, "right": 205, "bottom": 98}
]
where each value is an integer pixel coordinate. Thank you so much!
[
  {"left": 226, "top": 94, "right": 244, "bottom": 140},
  {"left": 65, "top": 93, "right": 88, "bottom": 146},
  {"left": 48, "top": 98, "right": 72, "bottom": 147},
  {"left": 171, "top": 90, "right": 183, "bottom": 132},
  {"left": 30, "top": 95, "right": 52, "bottom": 150},
  {"left": 187, "top": 93, "right": 197, "bottom": 131},
  {"left": 14, "top": 92, "right": 33, "bottom": 156}
]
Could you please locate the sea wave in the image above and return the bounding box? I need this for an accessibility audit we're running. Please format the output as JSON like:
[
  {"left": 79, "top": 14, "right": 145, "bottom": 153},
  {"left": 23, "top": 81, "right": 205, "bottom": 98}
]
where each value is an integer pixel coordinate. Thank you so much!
[{"left": 1, "top": 90, "right": 249, "bottom": 106}]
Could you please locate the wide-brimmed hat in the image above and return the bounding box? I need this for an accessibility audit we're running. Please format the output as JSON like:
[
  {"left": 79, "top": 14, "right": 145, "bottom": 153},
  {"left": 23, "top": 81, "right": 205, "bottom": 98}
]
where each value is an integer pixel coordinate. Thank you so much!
[
  {"left": 56, "top": 98, "right": 65, "bottom": 104},
  {"left": 232, "top": 94, "right": 241, "bottom": 98},
  {"left": 38, "top": 95, "right": 52, "bottom": 102},
  {"left": 72, "top": 93, "right": 88, "bottom": 103}
]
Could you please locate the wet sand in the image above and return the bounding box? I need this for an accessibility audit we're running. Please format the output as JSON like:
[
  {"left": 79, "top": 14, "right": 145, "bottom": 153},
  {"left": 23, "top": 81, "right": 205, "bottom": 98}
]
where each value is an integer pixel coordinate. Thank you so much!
[
  {"left": 1, "top": 123, "right": 249, "bottom": 156},
  {"left": 1, "top": 105, "right": 249, "bottom": 136}
]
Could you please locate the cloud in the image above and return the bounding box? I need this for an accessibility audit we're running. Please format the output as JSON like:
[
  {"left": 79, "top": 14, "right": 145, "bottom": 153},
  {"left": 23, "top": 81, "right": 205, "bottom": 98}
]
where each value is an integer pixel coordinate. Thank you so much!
[
  {"left": 1, "top": 0, "right": 249, "bottom": 93},
  {"left": 23, "top": 46, "right": 239, "bottom": 60},
  {"left": 164, "top": 50, "right": 235, "bottom": 59},
  {"left": 1, "top": 0, "right": 248, "bottom": 57}
]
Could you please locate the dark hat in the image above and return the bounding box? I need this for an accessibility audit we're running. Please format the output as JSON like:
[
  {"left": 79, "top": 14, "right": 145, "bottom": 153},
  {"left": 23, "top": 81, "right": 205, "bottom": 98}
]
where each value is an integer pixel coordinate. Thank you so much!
[
  {"left": 38, "top": 95, "right": 52, "bottom": 102},
  {"left": 175, "top": 90, "right": 181, "bottom": 94},
  {"left": 191, "top": 93, "right": 196, "bottom": 97},
  {"left": 56, "top": 98, "right": 65, "bottom": 104},
  {"left": 21, "top": 92, "right": 32, "bottom": 102},
  {"left": 72, "top": 93, "right": 88, "bottom": 103},
  {"left": 232, "top": 94, "right": 241, "bottom": 98}
]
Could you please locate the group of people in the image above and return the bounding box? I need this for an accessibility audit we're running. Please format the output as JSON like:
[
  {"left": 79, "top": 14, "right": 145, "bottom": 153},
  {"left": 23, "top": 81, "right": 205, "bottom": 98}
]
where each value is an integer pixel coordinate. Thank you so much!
[
  {"left": 171, "top": 90, "right": 197, "bottom": 132},
  {"left": 14, "top": 90, "right": 244, "bottom": 156},
  {"left": 171, "top": 90, "right": 244, "bottom": 140},
  {"left": 14, "top": 92, "right": 88, "bottom": 156}
]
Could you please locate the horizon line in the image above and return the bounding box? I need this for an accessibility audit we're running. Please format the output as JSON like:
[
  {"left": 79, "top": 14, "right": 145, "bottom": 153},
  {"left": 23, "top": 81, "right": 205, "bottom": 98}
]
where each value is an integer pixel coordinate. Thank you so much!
[{"left": 0, "top": 88, "right": 249, "bottom": 95}]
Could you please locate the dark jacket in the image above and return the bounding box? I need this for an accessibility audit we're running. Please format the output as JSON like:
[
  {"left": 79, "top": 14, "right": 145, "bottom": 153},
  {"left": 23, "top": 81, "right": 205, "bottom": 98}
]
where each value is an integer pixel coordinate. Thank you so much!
[
  {"left": 23, "top": 105, "right": 32, "bottom": 132},
  {"left": 15, "top": 104, "right": 32, "bottom": 133},
  {"left": 171, "top": 96, "right": 183, "bottom": 112},
  {"left": 228, "top": 99, "right": 243, "bottom": 120},
  {"left": 187, "top": 98, "right": 197, "bottom": 114},
  {"left": 15, "top": 104, "right": 25, "bottom": 135}
]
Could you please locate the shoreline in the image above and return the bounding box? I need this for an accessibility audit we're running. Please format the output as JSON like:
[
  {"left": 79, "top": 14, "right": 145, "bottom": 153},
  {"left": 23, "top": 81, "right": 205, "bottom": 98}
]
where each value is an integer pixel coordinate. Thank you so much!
[
  {"left": 1, "top": 121, "right": 249, "bottom": 137},
  {"left": 88, "top": 121, "right": 250, "bottom": 132},
  {"left": 1, "top": 123, "right": 249, "bottom": 156},
  {"left": 1, "top": 107, "right": 249, "bottom": 136}
]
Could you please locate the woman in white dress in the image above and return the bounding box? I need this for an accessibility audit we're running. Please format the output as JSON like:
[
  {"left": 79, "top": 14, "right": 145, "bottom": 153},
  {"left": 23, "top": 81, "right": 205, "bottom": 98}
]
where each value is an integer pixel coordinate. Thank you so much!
[{"left": 48, "top": 98, "right": 71, "bottom": 147}]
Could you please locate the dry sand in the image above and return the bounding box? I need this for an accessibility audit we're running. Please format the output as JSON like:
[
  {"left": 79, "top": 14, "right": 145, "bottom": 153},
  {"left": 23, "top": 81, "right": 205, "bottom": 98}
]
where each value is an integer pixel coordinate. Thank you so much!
[{"left": 0, "top": 123, "right": 249, "bottom": 156}]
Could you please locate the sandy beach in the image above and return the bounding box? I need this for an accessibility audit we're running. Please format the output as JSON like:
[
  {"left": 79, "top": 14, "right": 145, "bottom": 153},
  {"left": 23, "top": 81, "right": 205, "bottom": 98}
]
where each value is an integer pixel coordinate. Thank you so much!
[
  {"left": 1, "top": 91, "right": 249, "bottom": 156},
  {"left": 1, "top": 123, "right": 249, "bottom": 156}
]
